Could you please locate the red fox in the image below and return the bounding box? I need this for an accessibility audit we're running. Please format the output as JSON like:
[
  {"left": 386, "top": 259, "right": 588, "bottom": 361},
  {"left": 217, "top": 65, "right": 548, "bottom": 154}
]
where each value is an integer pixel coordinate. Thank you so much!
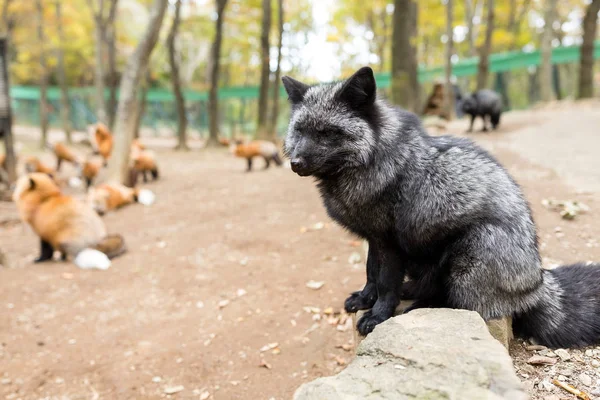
[
  {"left": 88, "top": 182, "right": 155, "bottom": 215},
  {"left": 50, "top": 142, "right": 81, "bottom": 171},
  {"left": 24, "top": 157, "right": 55, "bottom": 176},
  {"left": 12, "top": 173, "right": 126, "bottom": 269},
  {"left": 81, "top": 159, "right": 103, "bottom": 189},
  {"left": 230, "top": 140, "right": 283, "bottom": 171},
  {"left": 129, "top": 142, "right": 159, "bottom": 186},
  {"left": 92, "top": 123, "right": 114, "bottom": 165}
]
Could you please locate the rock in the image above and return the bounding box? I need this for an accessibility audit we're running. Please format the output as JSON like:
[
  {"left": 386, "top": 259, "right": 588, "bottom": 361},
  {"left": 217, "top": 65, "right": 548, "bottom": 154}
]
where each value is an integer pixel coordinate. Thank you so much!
[
  {"left": 542, "top": 395, "right": 560, "bottom": 400},
  {"left": 164, "top": 386, "right": 184, "bottom": 395},
  {"left": 518, "top": 364, "right": 536, "bottom": 375},
  {"left": 585, "top": 349, "right": 594, "bottom": 357},
  {"left": 554, "top": 348, "right": 571, "bottom": 361},
  {"left": 525, "top": 345, "right": 547, "bottom": 351},
  {"left": 539, "top": 380, "right": 554, "bottom": 392},
  {"left": 486, "top": 317, "right": 513, "bottom": 350},
  {"left": 294, "top": 309, "right": 526, "bottom": 400},
  {"left": 559, "top": 368, "right": 573, "bottom": 376},
  {"left": 592, "top": 360, "right": 600, "bottom": 367},
  {"left": 579, "top": 372, "right": 592, "bottom": 387},
  {"left": 527, "top": 355, "right": 557, "bottom": 366}
]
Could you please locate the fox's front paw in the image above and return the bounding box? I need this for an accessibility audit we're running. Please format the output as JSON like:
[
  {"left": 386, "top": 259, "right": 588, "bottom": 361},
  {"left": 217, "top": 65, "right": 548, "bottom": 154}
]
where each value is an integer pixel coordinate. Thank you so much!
[
  {"left": 344, "top": 290, "right": 376, "bottom": 313},
  {"left": 356, "top": 310, "right": 388, "bottom": 336}
]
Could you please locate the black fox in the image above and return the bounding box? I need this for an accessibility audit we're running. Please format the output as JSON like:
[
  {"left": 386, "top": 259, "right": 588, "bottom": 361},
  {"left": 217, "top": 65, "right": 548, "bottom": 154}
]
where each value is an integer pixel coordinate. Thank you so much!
[
  {"left": 461, "top": 89, "right": 503, "bottom": 132},
  {"left": 282, "top": 66, "right": 600, "bottom": 348}
]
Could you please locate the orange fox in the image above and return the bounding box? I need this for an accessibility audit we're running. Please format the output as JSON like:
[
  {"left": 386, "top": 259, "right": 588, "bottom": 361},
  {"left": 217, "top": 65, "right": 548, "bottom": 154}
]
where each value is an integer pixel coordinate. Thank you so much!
[
  {"left": 24, "top": 157, "right": 55, "bottom": 176},
  {"left": 230, "top": 140, "right": 283, "bottom": 171},
  {"left": 81, "top": 159, "right": 103, "bottom": 189},
  {"left": 129, "top": 143, "right": 159, "bottom": 186},
  {"left": 50, "top": 143, "right": 81, "bottom": 171},
  {"left": 12, "top": 173, "right": 126, "bottom": 269},
  {"left": 92, "top": 123, "right": 114, "bottom": 165},
  {"left": 88, "top": 182, "right": 154, "bottom": 215}
]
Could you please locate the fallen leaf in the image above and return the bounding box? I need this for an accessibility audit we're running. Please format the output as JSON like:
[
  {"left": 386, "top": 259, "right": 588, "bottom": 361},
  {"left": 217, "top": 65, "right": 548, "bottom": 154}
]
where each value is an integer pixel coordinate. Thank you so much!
[
  {"left": 259, "top": 360, "right": 272, "bottom": 369},
  {"left": 218, "top": 299, "right": 230, "bottom": 309},
  {"left": 336, "top": 344, "right": 353, "bottom": 352},
  {"left": 272, "top": 348, "right": 281, "bottom": 355},
  {"left": 323, "top": 307, "right": 335, "bottom": 315},
  {"left": 527, "top": 355, "right": 557, "bottom": 365},
  {"left": 348, "top": 252, "right": 362, "bottom": 264},
  {"left": 302, "top": 306, "right": 321, "bottom": 314},
  {"left": 200, "top": 391, "right": 211, "bottom": 400},
  {"left": 334, "top": 355, "right": 346, "bottom": 366},
  {"left": 260, "top": 342, "right": 279, "bottom": 352},
  {"left": 349, "top": 240, "right": 362, "bottom": 247},
  {"left": 306, "top": 280, "right": 325, "bottom": 290},
  {"left": 164, "top": 385, "right": 184, "bottom": 394},
  {"left": 299, "top": 226, "right": 307, "bottom": 233}
]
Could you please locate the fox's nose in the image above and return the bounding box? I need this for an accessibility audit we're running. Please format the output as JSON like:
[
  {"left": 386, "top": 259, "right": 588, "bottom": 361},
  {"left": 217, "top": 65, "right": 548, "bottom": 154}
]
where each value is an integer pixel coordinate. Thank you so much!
[{"left": 290, "top": 158, "right": 306, "bottom": 172}]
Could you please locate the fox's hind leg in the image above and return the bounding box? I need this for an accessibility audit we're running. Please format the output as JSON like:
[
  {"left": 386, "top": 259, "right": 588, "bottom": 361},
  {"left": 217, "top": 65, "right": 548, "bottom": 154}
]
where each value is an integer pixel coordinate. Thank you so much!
[
  {"left": 34, "top": 239, "right": 54, "bottom": 263},
  {"left": 246, "top": 158, "right": 253, "bottom": 172},
  {"left": 345, "top": 243, "right": 379, "bottom": 313},
  {"left": 480, "top": 115, "right": 490, "bottom": 132},
  {"left": 56, "top": 158, "right": 63, "bottom": 172},
  {"left": 263, "top": 156, "right": 270, "bottom": 170}
]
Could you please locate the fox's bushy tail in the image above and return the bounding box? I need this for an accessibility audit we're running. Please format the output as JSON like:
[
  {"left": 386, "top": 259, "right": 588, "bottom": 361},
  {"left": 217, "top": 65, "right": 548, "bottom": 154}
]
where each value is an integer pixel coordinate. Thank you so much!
[
  {"left": 513, "top": 263, "right": 600, "bottom": 348},
  {"left": 93, "top": 234, "right": 127, "bottom": 259}
]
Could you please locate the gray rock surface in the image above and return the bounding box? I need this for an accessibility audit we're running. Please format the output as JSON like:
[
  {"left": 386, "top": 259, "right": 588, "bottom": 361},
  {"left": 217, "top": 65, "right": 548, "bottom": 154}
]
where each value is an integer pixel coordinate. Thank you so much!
[{"left": 294, "top": 309, "right": 526, "bottom": 400}]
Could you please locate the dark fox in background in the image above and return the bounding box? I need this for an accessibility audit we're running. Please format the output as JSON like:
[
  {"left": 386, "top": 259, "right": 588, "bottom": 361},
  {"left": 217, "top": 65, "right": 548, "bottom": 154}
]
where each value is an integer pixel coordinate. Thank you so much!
[
  {"left": 282, "top": 66, "right": 600, "bottom": 348},
  {"left": 461, "top": 89, "right": 503, "bottom": 132}
]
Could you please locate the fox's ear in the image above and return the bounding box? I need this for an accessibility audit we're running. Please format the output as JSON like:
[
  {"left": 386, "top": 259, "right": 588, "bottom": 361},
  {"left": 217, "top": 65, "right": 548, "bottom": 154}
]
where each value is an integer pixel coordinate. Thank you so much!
[
  {"left": 282, "top": 76, "right": 309, "bottom": 104},
  {"left": 337, "top": 66, "right": 376, "bottom": 109}
]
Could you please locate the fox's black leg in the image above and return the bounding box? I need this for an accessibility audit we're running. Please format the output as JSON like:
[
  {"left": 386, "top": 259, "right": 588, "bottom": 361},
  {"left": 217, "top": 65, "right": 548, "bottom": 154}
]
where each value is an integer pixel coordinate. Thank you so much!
[
  {"left": 86, "top": 178, "right": 92, "bottom": 189},
  {"left": 345, "top": 242, "right": 379, "bottom": 313},
  {"left": 56, "top": 158, "right": 62, "bottom": 172},
  {"left": 480, "top": 115, "right": 489, "bottom": 132},
  {"left": 143, "top": 171, "right": 149, "bottom": 183},
  {"left": 467, "top": 115, "right": 475, "bottom": 132},
  {"left": 34, "top": 240, "right": 54, "bottom": 263},
  {"left": 263, "top": 156, "right": 270, "bottom": 170},
  {"left": 246, "top": 158, "right": 253, "bottom": 172},
  {"left": 357, "top": 243, "right": 405, "bottom": 336},
  {"left": 61, "top": 252, "right": 68, "bottom": 261}
]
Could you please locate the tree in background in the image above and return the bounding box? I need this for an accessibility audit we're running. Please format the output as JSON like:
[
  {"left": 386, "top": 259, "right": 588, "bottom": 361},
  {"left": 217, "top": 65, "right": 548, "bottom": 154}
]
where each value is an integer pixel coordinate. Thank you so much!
[
  {"left": 104, "top": 0, "right": 119, "bottom": 128},
  {"left": 539, "top": 0, "right": 557, "bottom": 102},
  {"left": 168, "top": 0, "right": 188, "bottom": 151},
  {"left": 207, "top": 0, "right": 228, "bottom": 147},
  {"left": 268, "top": 0, "right": 284, "bottom": 139},
  {"left": 55, "top": 1, "right": 72, "bottom": 143},
  {"left": 107, "top": 0, "right": 168, "bottom": 184},
  {"left": 390, "top": 0, "right": 419, "bottom": 112},
  {"left": 87, "top": 0, "right": 118, "bottom": 124},
  {"left": 0, "top": 37, "right": 16, "bottom": 183},
  {"left": 578, "top": 0, "right": 600, "bottom": 99},
  {"left": 256, "top": 0, "right": 271, "bottom": 139},
  {"left": 444, "top": 0, "right": 454, "bottom": 118},
  {"left": 476, "top": 0, "right": 493, "bottom": 90},
  {"left": 36, "top": 0, "right": 48, "bottom": 149},
  {"left": 133, "top": 68, "right": 150, "bottom": 140}
]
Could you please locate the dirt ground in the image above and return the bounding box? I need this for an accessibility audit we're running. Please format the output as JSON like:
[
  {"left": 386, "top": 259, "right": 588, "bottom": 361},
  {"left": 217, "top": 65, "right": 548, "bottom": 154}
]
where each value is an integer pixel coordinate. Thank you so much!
[{"left": 2, "top": 101, "right": 600, "bottom": 400}]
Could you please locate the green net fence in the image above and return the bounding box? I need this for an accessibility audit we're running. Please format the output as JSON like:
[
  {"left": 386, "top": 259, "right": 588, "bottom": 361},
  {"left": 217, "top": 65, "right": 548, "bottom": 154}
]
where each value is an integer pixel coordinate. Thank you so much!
[{"left": 10, "top": 42, "right": 600, "bottom": 138}]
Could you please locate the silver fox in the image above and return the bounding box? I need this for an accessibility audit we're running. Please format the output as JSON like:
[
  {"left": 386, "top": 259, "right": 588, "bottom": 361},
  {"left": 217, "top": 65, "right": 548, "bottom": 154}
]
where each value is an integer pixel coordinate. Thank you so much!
[{"left": 282, "top": 66, "right": 600, "bottom": 348}]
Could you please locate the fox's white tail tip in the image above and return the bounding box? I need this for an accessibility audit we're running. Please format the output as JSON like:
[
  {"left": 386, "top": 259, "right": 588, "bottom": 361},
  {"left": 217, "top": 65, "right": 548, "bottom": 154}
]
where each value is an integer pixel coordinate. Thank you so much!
[
  {"left": 137, "top": 189, "right": 155, "bottom": 206},
  {"left": 74, "top": 249, "right": 111, "bottom": 270}
]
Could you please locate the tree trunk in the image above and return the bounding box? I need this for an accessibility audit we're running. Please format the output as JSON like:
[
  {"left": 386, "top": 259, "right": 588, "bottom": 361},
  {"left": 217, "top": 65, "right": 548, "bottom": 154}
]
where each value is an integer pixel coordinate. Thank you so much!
[
  {"left": 268, "top": 0, "right": 283, "bottom": 139},
  {"left": 168, "top": 0, "right": 188, "bottom": 150},
  {"left": 391, "top": 0, "right": 419, "bottom": 112},
  {"left": 476, "top": 0, "right": 494, "bottom": 90},
  {"left": 106, "top": 0, "right": 168, "bottom": 184},
  {"left": 207, "top": 0, "right": 228, "bottom": 147},
  {"left": 0, "top": 37, "right": 16, "bottom": 183},
  {"left": 445, "top": 0, "right": 454, "bottom": 118},
  {"left": 465, "top": 0, "right": 475, "bottom": 57},
  {"left": 55, "top": 1, "right": 72, "bottom": 143},
  {"left": 539, "top": 0, "right": 557, "bottom": 102},
  {"left": 36, "top": 0, "right": 48, "bottom": 149},
  {"left": 133, "top": 70, "right": 149, "bottom": 140},
  {"left": 256, "top": 0, "right": 271, "bottom": 139},
  {"left": 93, "top": 8, "right": 107, "bottom": 123},
  {"left": 552, "top": 64, "right": 562, "bottom": 100},
  {"left": 105, "top": 0, "right": 119, "bottom": 129},
  {"left": 578, "top": 0, "right": 600, "bottom": 99}
]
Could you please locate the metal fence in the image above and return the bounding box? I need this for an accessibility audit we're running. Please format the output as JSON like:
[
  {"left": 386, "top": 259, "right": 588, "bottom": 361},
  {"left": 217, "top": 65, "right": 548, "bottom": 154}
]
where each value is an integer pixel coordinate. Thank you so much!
[{"left": 10, "top": 42, "right": 600, "bottom": 138}]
